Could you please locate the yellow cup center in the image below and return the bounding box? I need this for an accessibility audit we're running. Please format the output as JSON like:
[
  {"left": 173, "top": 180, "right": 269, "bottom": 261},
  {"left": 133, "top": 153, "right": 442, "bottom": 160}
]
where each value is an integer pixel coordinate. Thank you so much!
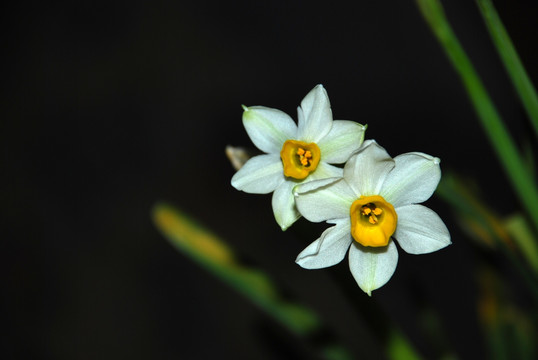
[
  {"left": 280, "top": 140, "right": 320, "bottom": 180},
  {"left": 350, "top": 195, "right": 397, "bottom": 247}
]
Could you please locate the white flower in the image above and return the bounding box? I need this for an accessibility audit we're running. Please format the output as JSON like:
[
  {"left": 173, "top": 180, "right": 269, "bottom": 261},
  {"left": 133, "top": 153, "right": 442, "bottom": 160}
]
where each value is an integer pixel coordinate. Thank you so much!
[
  {"left": 231, "top": 85, "right": 366, "bottom": 230},
  {"left": 293, "top": 141, "right": 451, "bottom": 295}
]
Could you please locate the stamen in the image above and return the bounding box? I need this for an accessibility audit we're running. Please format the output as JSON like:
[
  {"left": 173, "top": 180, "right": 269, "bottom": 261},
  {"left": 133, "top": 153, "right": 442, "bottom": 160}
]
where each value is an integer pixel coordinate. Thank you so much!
[
  {"left": 297, "top": 147, "right": 313, "bottom": 167},
  {"left": 360, "top": 203, "right": 383, "bottom": 225}
]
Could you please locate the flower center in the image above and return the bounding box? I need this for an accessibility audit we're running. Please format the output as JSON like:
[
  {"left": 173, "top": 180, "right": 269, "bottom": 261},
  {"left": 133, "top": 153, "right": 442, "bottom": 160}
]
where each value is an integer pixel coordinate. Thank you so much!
[
  {"left": 350, "top": 195, "right": 397, "bottom": 247},
  {"left": 360, "top": 203, "right": 383, "bottom": 224},
  {"left": 280, "top": 140, "right": 320, "bottom": 180},
  {"left": 297, "top": 148, "right": 313, "bottom": 166}
]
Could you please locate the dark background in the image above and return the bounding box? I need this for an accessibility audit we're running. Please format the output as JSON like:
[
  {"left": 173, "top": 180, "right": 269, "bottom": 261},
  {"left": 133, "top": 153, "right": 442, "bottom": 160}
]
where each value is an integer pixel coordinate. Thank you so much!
[{"left": 2, "top": 0, "right": 537, "bottom": 359}]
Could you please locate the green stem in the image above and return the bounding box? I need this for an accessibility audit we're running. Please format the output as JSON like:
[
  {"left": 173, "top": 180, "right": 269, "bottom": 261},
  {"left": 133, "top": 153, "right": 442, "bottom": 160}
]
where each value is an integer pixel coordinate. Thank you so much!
[
  {"left": 415, "top": 0, "right": 538, "bottom": 235},
  {"left": 476, "top": 0, "right": 538, "bottom": 138}
]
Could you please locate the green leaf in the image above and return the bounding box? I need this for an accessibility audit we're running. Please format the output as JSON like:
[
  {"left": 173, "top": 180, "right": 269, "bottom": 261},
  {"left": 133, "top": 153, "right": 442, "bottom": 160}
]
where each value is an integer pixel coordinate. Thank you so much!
[
  {"left": 504, "top": 214, "right": 538, "bottom": 274},
  {"left": 152, "top": 203, "right": 318, "bottom": 334},
  {"left": 152, "top": 202, "right": 354, "bottom": 359},
  {"left": 436, "top": 173, "right": 512, "bottom": 250},
  {"left": 387, "top": 329, "right": 422, "bottom": 360},
  {"left": 477, "top": 265, "right": 537, "bottom": 360},
  {"left": 415, "top": 0, "right": 538, "bottom": 238},
  {"left": 476, "top": 0, "right": 538, "bottom": 138},
  {"left": 436, "top": 173, "right": 538, "bottom": 299}
]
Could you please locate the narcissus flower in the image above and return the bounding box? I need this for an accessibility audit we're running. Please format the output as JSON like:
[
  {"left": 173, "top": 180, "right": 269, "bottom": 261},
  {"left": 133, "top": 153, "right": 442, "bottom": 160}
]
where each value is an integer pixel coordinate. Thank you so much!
[
  {"left": 231, "top": 85, "right": 366, "bottom": 230},
  {"left": 293, "top": 141, "right": 451, "bottom": 295}
]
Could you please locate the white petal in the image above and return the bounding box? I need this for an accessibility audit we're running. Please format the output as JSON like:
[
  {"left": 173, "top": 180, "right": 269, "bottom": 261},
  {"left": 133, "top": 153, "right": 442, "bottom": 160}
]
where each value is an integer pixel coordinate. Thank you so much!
[
  {"left": 294, "top": 179, "right": 356, "bottom": 223},
  {"left": 380, "top": 152, "right": 441, "bottom": 207},
  {"left": 344, "top": 141, "right": 395, "bottom": 197},
  {"left": 243, "top": 106, "right": 297, "bottom": 154},
  {"left": 359, "top": 139, "right": 376, "bottom": 148},
  {"left": 394, "top": 204, "right": 451, "bottom": 254},
  {"left": 293, "top": 177, "right": 341, "bottom": 195},
  {"left": 296, "top": 220, "right": 352, "bottom": 269},
  {"left": 272, "top": 180, "right": 301, "bottom": 230},
  {"left": 348, "top": 240, "right": 399, "bottom": 296},
  {"left": 297, "top": 85, "right": 333, "bottom": 143},
  {"left": 309, "top": 161, "right": 344, "bottom": 180},
  {"left": 318, "top": 121, "right": 366, "bottom": 164},
  {"left": 231, "top": 154, "right": 284, "bottom": 193}
]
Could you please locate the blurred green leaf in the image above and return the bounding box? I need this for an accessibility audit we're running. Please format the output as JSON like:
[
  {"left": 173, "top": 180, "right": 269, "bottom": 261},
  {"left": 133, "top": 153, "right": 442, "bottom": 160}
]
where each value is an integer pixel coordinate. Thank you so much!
[
  {"left": 387, "top": 329, "right": 422, "bottom": 360},
  {"left": 477, "top": 265, "right": 537, "bottom": 360},
  {"left": 437, "top": 173, "right": 538, "bottom": 299},
  {"left": 478, "top": 266, "right": 509, "bottom": 360},
  {"left": 415, "top": 0, "right": 538, "bottom": 235},
  {"left": 152, "top": 203, "right": 319, "bottom": 335},
  {"left": 323, "top": 345, "right": 356, "bottom": 360},
  {"left": 152, "top": 202, "right": 356, "bottom": 359},
  {"left": 507, "top": 306, "right": 536, "bottom": 360},
  {"left": 152, "top": 202, "right": 426, "bottom": 360},
  {"left": 504, "top": 214, "right": 538, "bottom": 274},
  {"left": 436, "top": 173, "right": 512, "bottom": 250},
  {"left": 476, "top": 0, "right": 538, "bottom": 137},
  {"left": 418, "top": 307, "right": 458, "bottom": 359}
]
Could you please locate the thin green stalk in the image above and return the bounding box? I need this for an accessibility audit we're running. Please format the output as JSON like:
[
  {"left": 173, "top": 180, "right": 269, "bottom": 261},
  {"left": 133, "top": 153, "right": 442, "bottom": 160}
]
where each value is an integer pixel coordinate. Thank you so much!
[
  {"left": 476, "top": 0, "right": 538, "bottom": 138},
  {"left": 416, "top": 0, "right": 538, "bottom": 235}
]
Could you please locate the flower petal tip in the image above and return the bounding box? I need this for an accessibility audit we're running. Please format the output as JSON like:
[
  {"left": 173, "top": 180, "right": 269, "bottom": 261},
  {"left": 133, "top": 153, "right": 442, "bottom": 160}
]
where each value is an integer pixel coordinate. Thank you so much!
[
  {"left": 295, "top": 253, "right": 317, "bottom": 269},
  {"left": 230, "top": 175, "right": 239, "bottom": 189},
  {"left": 241, "top": 104, "right": 249, "bottom": 112},
  {"left": 433, "top": 157, "right": 441, "bottom": 165},
  {"left": 295, "top": 256, "right": 318, "bottom": 270},
  {"left": 275, "top": 212, "right": 301, "bottom": 232},
  {"left": 358, "top": 283, "right": 374, "bottom": 296}
]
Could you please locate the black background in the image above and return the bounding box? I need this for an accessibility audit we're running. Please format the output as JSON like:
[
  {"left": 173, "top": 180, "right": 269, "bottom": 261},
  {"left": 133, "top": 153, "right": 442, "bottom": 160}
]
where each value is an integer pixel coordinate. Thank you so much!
[{"left": 2, "top": 0, "right": 537, "bottom": 359}]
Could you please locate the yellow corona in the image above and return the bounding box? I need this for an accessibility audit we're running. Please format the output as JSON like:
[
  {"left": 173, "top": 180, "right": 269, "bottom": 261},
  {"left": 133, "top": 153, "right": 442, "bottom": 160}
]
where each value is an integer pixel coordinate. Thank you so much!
[
  {"left": 350, "top": 195, "right": 397, "bottom": 247},
  {"left": 280, "top": 140, "right": 321, "bottom": 180}
]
